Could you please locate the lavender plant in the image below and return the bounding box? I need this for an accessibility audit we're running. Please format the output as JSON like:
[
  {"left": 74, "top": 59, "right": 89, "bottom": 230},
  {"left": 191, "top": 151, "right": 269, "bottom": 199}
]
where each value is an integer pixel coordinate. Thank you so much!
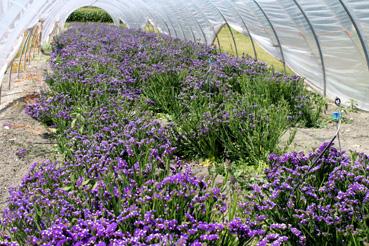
[
  {"left": 240, "top": 144, "right": 369, "bottom": 245},
  {"left": 0, "top": 24, "right": 340, "bottom": 246}
]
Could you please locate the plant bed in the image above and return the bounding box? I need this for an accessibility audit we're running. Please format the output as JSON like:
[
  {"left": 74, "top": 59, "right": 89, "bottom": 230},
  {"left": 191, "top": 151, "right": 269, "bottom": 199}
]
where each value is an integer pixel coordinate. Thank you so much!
[{"left": 2, "top": 24, "right": 365, "bottom": 246}]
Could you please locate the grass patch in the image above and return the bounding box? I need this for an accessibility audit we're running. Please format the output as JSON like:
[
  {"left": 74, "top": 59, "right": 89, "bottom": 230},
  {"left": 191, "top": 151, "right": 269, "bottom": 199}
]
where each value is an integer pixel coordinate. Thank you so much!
[{"left": 215, "top": 25, "right": 293, "bottom": 73}]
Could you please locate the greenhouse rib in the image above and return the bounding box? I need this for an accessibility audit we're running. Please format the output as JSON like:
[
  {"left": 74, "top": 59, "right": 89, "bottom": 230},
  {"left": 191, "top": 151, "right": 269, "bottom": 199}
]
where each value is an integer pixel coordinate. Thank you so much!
[
  {"left": 291, "top": 0, "right": 327, "bottom": 96},
  {"left": 251, "top": 0, "right": 287, "bottom": 74}
]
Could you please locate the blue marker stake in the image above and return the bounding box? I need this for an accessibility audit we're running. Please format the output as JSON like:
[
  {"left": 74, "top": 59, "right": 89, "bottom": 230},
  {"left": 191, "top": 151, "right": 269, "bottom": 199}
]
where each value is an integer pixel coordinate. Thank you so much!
[
  {"left": 332, "top": 110, "right": 342, "bottom": 151},
  {"left": 332, "top": 111, "right": 342, "bottom": 122}
]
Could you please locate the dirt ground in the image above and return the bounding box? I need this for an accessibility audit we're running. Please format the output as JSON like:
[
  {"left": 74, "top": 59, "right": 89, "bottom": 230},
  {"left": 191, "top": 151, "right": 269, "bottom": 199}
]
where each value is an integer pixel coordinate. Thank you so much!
[
  {"left": 282, "top": 105, "right": 369, "bottom": 154},
  {"left": 0, "top": 99, "right": 58, "bottom": 211}
]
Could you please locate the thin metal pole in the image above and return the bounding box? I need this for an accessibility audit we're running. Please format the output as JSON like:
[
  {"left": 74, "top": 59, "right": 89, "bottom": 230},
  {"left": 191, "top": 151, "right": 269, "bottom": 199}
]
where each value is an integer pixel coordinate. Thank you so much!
[
  {"left": 208, "top": 1, "right": 239, "bottom": 57},
  {"left": 163, "top": 20, "right": 172, "bottom": 37},
  {"left": 337, "top": 0, "right": 369, "bottom": 70},
  {"left": 226, "top": 23, "right": 239, "bottom": 57},
  {"left": 216, "top": 30, "right": 222, "bottom": 53},
  {"left": 28, "top": 27, "right": 37, "bottom": 63},
  {"left": 30, "top": 28, "right": 35, "bottom": 60},
  {"left": 189, "top": 26, "right": 197, "bottom": 43},
  {"left": 194, "top": 18, "right": 208, "bottom": 44},
  {"left": 228, "top": 1, "right": 258, "bottom": 59},
  {"left": 32, "top": 25, "right": 40, "bottom": 59},
  {"left": 292, "top": 0, "right": 327, "bottom": 96},
  {"left": 157, "top": 13, "right": 178, "bottom": 39},
  {"left": 212, "top": 26, "right": 223, "bottom": 53},
  {"left": 17, "top": 33, "right": 26, "bottom": 76},
  {"left": 8, "top": 61, "right": 13, "bottom": 90},
  {"left": 38, "top": 22, "right": 43, "bottom": 55},
  {"left": 142, "top": 6, "right": 172, "bottom": 38},
  {"left": 163, "top": 1, "right": 187, "bottom": 41},
  {"left": 26, "top": 29, "right": 32, "bottom": 64},
  {"left": 186, "top": 0, "right": 221, "bottom": 51},
  {"left": 25, "top": 28, "right": 35, "bottom": 65},
  {"left": 178, "top": 22, "right": 188, "bottom": 41},
  {"left": 17, "top": 31, "right": 32, "bottom": 78},
  {"left": 25, "top": 29, "right": 34, "bottom": 68},
  {"left": 165, "top": 15, "right": 178, "bottom": 39},
  {"left": 186, "top": 1, "right": 218, "bottom": 46},
  {"left": 171, "top": 22, "right": 178, "bottom": 39},
  {"left": 251, "top": 0, "right": 286, "bottom": 73}
]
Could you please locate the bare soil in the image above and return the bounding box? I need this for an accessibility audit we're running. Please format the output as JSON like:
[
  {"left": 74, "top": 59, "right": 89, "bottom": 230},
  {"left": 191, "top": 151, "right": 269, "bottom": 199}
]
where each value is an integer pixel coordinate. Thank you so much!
[
  {"left": 282, "top": 104, "right": 369, "bottom": 154},
  {"left": 0, "top": 99, "right": 58, "bottom": 211}
]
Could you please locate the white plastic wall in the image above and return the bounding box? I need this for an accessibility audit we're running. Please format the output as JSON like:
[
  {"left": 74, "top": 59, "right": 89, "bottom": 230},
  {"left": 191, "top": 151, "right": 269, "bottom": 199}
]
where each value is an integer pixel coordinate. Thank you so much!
[{"left": 1, "top": 0, "right": 369, "bottom": 110}]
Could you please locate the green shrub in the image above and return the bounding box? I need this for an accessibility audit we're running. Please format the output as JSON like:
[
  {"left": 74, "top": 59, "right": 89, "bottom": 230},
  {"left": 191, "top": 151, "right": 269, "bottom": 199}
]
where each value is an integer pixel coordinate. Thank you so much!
[
  {"left": 235, "top": 74, "right": 326, "bottom": 127},
  {"left": 140, "top": 68, "right": 324, "bottom": 165},
  {"left": 66, "top": 7, "right": 113, "bottom": 23},
  {"left": 141, "top": 72, "right": 186, "bottom": 117}
]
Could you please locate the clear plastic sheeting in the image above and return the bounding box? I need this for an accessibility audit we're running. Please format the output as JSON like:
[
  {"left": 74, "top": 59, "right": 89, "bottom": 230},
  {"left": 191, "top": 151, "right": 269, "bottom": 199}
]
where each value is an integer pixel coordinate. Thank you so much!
[{"left": 1, "top": 0, "right": 369, "bottom": 110}]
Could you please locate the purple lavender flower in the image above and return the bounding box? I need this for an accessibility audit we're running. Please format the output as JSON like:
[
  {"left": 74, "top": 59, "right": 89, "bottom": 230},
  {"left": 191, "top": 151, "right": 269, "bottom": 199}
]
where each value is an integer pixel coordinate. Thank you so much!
[{"left": 15, "top": 148, "right": 28, "bottom": 159}]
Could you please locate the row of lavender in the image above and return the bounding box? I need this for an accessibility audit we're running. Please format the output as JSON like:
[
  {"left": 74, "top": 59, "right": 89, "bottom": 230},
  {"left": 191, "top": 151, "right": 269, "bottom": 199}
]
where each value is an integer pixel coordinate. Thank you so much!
[{"left": 1, "top": 24, "right": 368, "bottom": 245}]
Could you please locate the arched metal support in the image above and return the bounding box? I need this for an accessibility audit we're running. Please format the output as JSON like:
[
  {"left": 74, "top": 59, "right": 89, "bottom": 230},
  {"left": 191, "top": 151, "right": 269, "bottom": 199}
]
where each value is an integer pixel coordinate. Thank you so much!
[
  {"left": 166, "top": 0, "right": 218, "bottom": 53},
  {"left": 29, "top": 25, "right": 39, "bottom": 62},
  {"left": 251, "top": 0, "right": 287, "bottom": 73},
  {"left": 185, "top": 1, "right": 219, "bottom": 48},
  {"left": 193, "top": 18, "right": 208, "bottom": 44},
  {"left": 291, "top": 0, "right": 327, "bottom": 96},
  {"left": 160, "top": 1, "right": 189, "bottom": 42},
  {"left": 226, "top": 1, "right": 258, "bottom": 59},
  {"left": 216, "top": 33, "right": 222, "bottom": 53},
  {"left": 17, "top": 30, "right": 32, "bottom": 78},
  {"left": 207, "top": 1, "right": 239, "bottom": 57},
  {"left": 8, "top": 60, "right": 14, "bottom": 90},
  {"left": 143, "top": 7, "right": 173, "bottom": 38},
  {"left": 145, "top": 8, "right": 178, "bottom": 39},
  {"left": 337, "top": 0, "right": 369, "bottom": 70},
  {"left": 235, "top": 13, "right": 257, "bottom": 59},
  {"left": 189, "top": 26, "right": 197, "bottom": 43},
  {"left": 165, "top": 14, "right": 178, "bottom": 39},
  {"left": 25, "top": 27, "right": 36, "bottom": 67},
  {"left": 38, "top": 20, "right": 44, "bottom": 55},
  {"left": 178, "top": 22, "right": 188, "bottom": 41},
  {"left": 225, "top": 23, "right": 239, "bottom": 57},
  {"left": 162, "top": 20, "right": 172, "bottom": 37},
  {"left": 211, "top": 26, "right": 224, "bottom": 53}
]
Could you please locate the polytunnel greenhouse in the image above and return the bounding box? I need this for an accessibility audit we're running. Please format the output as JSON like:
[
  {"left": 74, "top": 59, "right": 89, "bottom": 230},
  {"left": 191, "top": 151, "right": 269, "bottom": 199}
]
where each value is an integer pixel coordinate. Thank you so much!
[{"left": 0, "top": 0, "right": 369, "bottom": 245}]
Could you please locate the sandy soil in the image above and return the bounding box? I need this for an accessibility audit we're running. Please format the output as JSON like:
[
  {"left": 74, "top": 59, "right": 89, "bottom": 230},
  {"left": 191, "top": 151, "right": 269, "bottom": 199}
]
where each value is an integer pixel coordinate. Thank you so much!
[
  {"left": 282, "top": 104, "right": 369, "bottom": 154},
  {"left": 0, "top": 99, "right": 58, "bottom": 211}
]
